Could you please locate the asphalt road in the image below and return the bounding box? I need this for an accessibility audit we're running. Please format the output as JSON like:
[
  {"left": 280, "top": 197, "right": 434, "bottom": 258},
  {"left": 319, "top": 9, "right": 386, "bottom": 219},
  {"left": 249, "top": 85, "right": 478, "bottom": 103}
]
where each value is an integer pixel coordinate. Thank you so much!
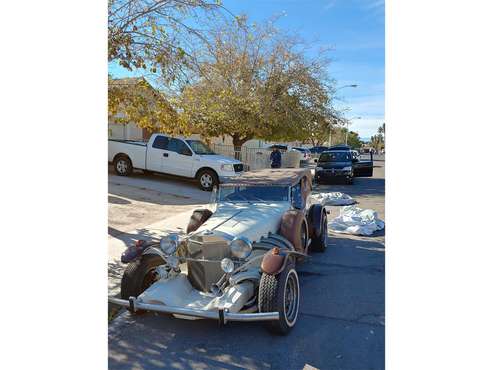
[{"left": 108, "top": 161, "right": 385, "bottom": 370}]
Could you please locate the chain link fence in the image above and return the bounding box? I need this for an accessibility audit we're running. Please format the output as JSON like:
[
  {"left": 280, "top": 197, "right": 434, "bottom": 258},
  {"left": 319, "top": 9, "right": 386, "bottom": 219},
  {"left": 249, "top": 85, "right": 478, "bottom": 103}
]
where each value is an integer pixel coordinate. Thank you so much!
[{"left": 212, "top": 144, "right": 302, "bottom": 171}]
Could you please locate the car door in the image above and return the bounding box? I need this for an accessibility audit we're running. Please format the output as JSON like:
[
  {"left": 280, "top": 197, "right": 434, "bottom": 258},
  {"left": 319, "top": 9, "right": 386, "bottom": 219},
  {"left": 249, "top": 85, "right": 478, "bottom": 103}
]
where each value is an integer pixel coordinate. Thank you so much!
[
  {"left": 146, "top": 135, "right": 169, "bottom": 172},
  {"left": 161, "top": 138, "right": 195, "bottom": 178},
  {"left": 352, "top": 151, "right": 374, "bottom": 177}
]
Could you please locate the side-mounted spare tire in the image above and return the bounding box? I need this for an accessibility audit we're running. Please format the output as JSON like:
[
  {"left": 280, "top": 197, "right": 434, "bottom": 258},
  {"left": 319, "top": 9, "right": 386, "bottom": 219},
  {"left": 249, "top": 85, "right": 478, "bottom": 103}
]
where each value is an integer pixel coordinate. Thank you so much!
[
  {"left": 308, "top": 204, "right": 328, "bottom": 252},
  {"left": 258, "top": 262, "right": 300, "bottom": 335},
  {"left": 186, "top": 208, "right": 213, "bottom": 234},
  {"left": 121, "top": 254, "right": 164, "bottom": 313}
]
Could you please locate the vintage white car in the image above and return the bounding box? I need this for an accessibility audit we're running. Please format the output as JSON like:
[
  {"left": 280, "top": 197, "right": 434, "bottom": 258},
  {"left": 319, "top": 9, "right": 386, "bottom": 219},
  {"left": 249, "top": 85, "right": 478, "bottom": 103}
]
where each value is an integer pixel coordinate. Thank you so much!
[{"left": 109, "top": 168, "right": 329, "bottom": 334}]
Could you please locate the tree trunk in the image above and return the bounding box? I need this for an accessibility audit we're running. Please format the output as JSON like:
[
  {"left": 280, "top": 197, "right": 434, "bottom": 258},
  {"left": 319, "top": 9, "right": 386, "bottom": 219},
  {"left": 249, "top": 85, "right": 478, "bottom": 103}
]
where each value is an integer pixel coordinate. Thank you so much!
[
  {"left": 232, "top": 135, "right": 252, "bottom": 150},
  {"left": 232, "top": 134, "right": 252, "bottom": 161}
]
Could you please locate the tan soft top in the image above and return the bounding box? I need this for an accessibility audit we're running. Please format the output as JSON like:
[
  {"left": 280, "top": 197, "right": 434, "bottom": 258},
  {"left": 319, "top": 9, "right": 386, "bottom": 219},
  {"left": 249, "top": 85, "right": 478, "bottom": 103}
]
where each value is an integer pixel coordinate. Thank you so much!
[{"left": 222, "top": 168, "right": 312, "bottom": 187}]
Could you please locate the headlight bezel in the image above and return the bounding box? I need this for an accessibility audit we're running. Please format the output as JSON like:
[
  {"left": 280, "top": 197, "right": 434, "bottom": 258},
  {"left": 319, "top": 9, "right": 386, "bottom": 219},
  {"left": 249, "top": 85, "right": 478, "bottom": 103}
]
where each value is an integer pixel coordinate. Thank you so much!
[
  {"left": 159, "top": 233, "right": 180, "bottom": 256},
  {"left": 221, "top": 258, "right": 235, "bottom": 273},
  {"left": 315, "top": 166, "right": 323, "bottom": 171},
  {"left": 342, "top": 166, "right": 352, "bottom": 172},
  {"left": 229, "top": 236, "right": 253, "bottom": 259},
  {"left": 220, "top": 163, "right": 234, "bottom": 172}
]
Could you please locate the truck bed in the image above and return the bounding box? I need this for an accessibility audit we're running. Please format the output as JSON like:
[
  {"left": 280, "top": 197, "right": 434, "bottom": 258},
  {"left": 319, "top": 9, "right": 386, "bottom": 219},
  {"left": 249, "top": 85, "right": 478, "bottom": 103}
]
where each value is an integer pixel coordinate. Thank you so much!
[{"left": 108, "top": 140, "right": 147, "bottom": 169}]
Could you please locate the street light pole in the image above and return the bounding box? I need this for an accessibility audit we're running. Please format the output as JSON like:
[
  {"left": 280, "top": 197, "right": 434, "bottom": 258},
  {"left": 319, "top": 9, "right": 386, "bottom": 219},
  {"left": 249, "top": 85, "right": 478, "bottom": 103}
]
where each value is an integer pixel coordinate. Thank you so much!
[
  {"left": 335, "top": 84, "right": 358, "bottom": 92},
  {"left": 329, "top": 84, "right": 357, "bottom": 147}
]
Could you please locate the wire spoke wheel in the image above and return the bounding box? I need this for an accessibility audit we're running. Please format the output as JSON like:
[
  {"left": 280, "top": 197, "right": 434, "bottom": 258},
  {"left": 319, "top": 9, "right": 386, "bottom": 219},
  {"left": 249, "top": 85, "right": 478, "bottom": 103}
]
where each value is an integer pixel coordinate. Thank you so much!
[{"left": 284, "top": 270, "right": 300, "bottom": 326}]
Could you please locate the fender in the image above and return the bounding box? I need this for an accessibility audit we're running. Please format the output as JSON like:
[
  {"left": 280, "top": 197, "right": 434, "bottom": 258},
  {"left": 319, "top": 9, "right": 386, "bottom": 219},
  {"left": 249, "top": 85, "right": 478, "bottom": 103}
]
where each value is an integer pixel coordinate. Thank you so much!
[
  {"left": 120, "top": 240, "right": 162, "bottom": 263},
  {"left": 307, "top": 203, "right": 329, "bottom": 240},
  {"left": 260, "top": 247, "right": 290, "bottom": 275},
  {"left": 280, "top": 210, "right": 307, "bottom": 253}
]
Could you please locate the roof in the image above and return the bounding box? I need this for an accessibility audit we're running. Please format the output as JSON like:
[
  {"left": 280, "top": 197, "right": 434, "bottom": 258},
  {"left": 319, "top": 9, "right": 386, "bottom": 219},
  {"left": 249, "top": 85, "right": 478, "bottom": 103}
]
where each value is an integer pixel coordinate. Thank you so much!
[
  {"left": 222, "top": 168, "right": 312, "bottom": 186},
  {"left": 328, "top": 144, "right": 351, "bottom": 151}
]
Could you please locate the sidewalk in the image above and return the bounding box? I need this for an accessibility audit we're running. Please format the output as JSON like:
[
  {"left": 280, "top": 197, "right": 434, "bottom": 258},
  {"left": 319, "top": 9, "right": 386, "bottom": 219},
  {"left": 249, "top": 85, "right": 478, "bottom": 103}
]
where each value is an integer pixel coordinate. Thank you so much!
[{"left": 108, "top": 207, "right": 197, "bottom": 298}]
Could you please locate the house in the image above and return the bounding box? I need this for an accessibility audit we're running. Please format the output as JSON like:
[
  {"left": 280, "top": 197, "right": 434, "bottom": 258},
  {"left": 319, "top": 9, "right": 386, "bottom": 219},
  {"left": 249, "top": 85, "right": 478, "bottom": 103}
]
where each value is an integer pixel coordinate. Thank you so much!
[{"left": 108, "top": 77, "right": 169, "bottom": 141}]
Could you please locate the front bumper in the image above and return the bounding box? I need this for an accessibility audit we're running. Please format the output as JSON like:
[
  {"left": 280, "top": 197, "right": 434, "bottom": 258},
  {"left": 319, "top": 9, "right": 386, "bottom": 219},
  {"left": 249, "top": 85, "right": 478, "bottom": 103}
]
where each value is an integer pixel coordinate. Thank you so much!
[
  {"left": 109, "top": 296, "right": 279, "bottom": 324},
  {"left": 219, "top": 171, "right": 244, "bottom": 182},
  {"left": 315, "top": 170, "right": 352, "bottom": 179}
]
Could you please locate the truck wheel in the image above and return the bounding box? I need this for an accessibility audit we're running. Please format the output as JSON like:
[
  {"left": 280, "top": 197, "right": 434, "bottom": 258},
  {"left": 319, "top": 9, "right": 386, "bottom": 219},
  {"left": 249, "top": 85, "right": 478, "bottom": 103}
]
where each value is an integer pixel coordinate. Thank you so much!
[
  {"left": 258, "top": 263, "right": 300, "bottom": 335},
  {"left": 310, "top": 210, "right": 328, "bottom": 252},
  {"left": 121, "top": 254, "right": 164, "bottom": 314},
  {"left": 114, "top": 156, "right": 133, "bottom": 176},
  {"left": 197, "top": 169, "right": 218, "bottom": 191}
]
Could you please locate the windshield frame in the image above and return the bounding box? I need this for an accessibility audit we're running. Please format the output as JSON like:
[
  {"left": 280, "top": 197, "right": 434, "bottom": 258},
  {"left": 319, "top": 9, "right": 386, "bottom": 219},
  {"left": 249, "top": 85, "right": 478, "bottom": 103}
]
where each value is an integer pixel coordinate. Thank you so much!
[
  {"left": 217, "top": 184, "right": 291, "bottom": 203},
  {"left": 318, "top": 151, "right": 352, "bottom": 163},
  {"left": 185, "top": 139, "right": 216, "bottom": 155}
]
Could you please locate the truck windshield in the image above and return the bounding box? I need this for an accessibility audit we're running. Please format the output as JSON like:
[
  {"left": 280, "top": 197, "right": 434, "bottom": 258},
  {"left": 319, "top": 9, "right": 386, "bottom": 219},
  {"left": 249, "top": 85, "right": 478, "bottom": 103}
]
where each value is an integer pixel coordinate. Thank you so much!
[
  {"left": 185, "top": 140, "right": 215, "bottom": 155},
  {"left": 219, "top": 185, "right": 289, "bottom": 202},
  {"left": 319, "top": 152, "right": 352, "bottom": 162}
]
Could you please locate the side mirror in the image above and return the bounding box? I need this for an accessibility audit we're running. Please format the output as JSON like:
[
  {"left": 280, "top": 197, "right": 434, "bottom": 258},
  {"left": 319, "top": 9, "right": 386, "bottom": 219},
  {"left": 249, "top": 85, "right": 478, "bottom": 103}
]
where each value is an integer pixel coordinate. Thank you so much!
[{"left": 180, "top": 148, "right": 192, "bottom": 156}]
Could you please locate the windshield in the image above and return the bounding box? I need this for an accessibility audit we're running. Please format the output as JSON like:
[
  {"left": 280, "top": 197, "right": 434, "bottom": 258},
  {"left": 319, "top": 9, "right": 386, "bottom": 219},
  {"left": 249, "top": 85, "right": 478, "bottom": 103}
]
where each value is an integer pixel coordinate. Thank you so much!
[
  {"left": 218, "top": 185, "right": 290, "bottom": 202},
  {"left": 185, "top": 140, "right": 215, "bottom": 155},
  {"left": 319, "top": 152, "right": 352, "bottom": 162}
]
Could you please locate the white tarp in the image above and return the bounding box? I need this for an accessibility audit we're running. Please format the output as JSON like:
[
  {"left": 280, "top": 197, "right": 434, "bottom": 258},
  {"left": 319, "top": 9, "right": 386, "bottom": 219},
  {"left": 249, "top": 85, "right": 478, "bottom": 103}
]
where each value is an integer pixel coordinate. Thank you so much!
[
  {"left": 328, "top": 205, "right": 385, "bottom": 236},
  {"left": 310, "top": 192, "right": 357, "bottom": 206}
]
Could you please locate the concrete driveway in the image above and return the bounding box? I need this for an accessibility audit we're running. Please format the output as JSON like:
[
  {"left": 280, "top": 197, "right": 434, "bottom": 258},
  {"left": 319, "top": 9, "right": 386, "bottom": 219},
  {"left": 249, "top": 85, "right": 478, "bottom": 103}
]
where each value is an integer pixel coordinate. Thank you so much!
[
  {"left": 108, "top": 168, "right": 211, "bottom": 298},
  {"left": 108, "top": 161, "right": 385, "bottom": 370}
]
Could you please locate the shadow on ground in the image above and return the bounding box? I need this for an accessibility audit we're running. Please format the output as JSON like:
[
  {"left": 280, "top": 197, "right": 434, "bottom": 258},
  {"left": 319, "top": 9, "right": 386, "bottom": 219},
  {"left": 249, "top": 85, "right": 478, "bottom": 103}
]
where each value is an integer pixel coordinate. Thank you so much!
[
  {"left": 314, "top": 177, "right": 385, "bottom": 198},
  {"left": 109, "top": 235, "right": 384, "bottom": 370}
]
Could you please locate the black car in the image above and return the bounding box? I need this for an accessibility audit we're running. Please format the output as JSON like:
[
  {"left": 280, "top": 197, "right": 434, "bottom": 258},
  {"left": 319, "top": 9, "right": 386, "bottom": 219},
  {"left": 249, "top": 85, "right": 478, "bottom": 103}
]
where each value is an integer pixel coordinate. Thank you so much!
[
  {"left": 315, "top": 150, "right": 373, "bottom": 185},
  {"left": 309, "top": 146, "right": 330, "bottom": 154}
]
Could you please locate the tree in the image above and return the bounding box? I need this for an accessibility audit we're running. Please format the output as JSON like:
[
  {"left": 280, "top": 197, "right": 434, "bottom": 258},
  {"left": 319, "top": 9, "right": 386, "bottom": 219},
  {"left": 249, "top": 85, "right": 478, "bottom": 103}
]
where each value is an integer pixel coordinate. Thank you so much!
[
  {"left": 177, "top": 16, "right": 337, "bottom": 148},
  {"left": 108, "top": 0, "right": 228, "bottom": 133},
  {"left": 108, "top": 77, "right": 178, "bottom": 133},
  {"left": 371, "top": 123, "right": 385, "bottom": 151},
  {"left": 108, "top": 0, "right": 226, "bottom": 79},
  {"left": 370, "top": 134, "right": 384, "bottom": 152}
]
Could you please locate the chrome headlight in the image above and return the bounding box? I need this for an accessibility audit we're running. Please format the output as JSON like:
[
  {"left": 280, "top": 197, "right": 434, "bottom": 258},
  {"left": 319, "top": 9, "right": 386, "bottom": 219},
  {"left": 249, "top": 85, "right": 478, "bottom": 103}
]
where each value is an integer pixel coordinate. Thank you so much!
[
  {"left": 221, "top": 164, "right": 234, "bottom": 171},
  {"left": 221, "top": 258, "right": 235, "bottom": 273},
  {"left": 342, "top": 166, "right": 352, "bottom": 171},
  {"left": 160, "top": 233, "right": 180, "bottom": 255},
  {"left": 229, "top": 236, "right": 253, "bottom": 259}
]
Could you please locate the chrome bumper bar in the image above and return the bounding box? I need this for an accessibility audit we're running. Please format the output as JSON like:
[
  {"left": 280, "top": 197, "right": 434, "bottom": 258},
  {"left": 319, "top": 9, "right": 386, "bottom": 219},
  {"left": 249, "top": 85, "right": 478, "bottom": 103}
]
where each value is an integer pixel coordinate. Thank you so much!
[{"left": 109, "top": 297, "right": 279, "bottom": 324}]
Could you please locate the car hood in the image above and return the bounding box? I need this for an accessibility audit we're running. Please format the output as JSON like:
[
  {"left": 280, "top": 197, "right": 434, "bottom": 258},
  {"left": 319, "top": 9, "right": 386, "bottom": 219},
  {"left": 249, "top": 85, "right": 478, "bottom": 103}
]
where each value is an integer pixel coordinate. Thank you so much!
[
  {"left": 199, "top": 154, "right": 242, "bottom": 164},
  {"left": 196, "top": 202, "right": 291, "bottom": 242},
  {"left": 317, "top": 161, "right": 352, "bottom": 169}
]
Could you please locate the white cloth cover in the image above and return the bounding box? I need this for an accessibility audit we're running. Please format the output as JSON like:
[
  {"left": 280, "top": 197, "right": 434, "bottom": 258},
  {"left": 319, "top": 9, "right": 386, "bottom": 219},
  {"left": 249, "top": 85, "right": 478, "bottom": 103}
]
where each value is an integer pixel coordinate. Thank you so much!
[
  {"left": 328, "top": 205, "right": 385, "bottom": 236},
  {"left": 310, "top": 192, "right": 356, "bottom": 206}
]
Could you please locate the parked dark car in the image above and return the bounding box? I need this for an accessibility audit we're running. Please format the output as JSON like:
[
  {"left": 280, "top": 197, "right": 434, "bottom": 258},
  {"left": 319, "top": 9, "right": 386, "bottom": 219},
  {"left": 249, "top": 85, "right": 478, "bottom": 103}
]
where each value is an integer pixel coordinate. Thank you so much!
[
  {"left": 309, "top": 146, "right": 330, "bottom": 154},
  {"left": 315, "top": 149, "right": 373, "bottom": 184},
  {"left": 326, "top": 144, "right": 351, "bottom": 151}
]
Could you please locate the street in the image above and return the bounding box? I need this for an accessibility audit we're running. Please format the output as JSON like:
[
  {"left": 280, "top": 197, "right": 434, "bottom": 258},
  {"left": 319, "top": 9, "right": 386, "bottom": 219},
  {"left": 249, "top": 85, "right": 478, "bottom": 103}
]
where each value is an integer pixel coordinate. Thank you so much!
[{"left": 108, "top": 159, "right": 385, "bottom": 370}]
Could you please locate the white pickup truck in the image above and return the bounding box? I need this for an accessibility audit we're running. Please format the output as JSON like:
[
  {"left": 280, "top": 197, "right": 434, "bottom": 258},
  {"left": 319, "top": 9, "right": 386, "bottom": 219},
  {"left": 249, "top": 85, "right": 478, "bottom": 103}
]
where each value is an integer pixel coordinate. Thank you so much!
[{"left": 108, "top": 134, "right": 244, "bottom": 191}]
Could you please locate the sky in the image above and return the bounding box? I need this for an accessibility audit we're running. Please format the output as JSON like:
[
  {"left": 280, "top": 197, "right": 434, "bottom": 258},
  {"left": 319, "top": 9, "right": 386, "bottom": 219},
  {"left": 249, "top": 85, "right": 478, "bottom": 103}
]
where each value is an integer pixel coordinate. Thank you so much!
[{"left": 109, "top": 0, "right": 384, "bottom": 140}]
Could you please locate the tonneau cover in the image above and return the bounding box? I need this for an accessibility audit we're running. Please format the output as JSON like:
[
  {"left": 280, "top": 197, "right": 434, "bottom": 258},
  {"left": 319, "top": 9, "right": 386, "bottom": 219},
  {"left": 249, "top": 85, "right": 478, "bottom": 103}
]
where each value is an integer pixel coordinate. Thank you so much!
[{"left": 222, "top": 168, "right": 312, "bottom": 186}]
